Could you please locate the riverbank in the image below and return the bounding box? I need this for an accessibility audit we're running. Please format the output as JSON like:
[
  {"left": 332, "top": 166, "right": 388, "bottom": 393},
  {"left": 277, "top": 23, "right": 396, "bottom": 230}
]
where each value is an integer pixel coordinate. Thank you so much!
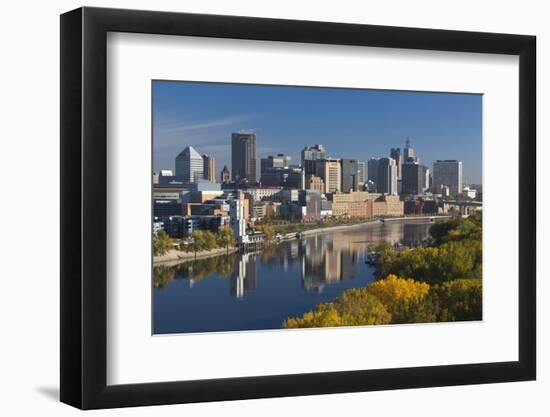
[
  {"left": 154, "top": 216, "right": 441, "bottom": 266},
  {"left": 297, "top": 215, "right": 447, "bottom": 238},
  {"left": 153, "top": 216, "right": 437, "bottom": 334},
  {"left": 154, "top": 246, "right": 238, "bottom": 266},
  {"left": 297, "top": 219, "right": 382, "bottom": 237}
]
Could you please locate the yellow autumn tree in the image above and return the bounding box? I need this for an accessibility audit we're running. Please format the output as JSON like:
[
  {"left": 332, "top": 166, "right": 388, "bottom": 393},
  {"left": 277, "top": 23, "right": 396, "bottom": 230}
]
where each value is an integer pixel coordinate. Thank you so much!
[
  {"left": 366, "top": 275, "right": 433, "bottom": 323},
  {"left": 367, "top": 275, "right": 430, "bottom": 308},
  {"left": 283, "top": 303, "right": 343, "bottom": 328},
  {"left": 283, "top": 288, "right": 391, "bottom": 329}
]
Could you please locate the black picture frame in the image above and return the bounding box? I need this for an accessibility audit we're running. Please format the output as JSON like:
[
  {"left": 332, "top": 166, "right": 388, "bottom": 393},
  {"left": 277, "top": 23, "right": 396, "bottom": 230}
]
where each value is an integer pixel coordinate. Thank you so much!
[{"left": 60, "top": 6, "right": 536, "bottom": 410}]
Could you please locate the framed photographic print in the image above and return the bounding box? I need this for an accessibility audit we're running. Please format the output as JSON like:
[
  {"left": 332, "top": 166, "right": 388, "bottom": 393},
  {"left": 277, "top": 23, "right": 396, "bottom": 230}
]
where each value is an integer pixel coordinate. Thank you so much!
[{"left": 60, "top": 6, "right": 536, "bottom": 409}]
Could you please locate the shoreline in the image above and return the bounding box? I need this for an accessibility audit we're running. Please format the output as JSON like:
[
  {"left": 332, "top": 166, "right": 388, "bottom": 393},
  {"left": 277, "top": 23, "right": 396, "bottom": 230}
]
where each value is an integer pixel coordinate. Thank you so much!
[
  {"left": 154, "top": 246, "right": 238, "bottom": 266},
  {"left": 153, "top": 215, "right": 443, "bottom": 267},
  {"left": 297, "top": 219, "right": 381, "bottom": 238},
  {"left": 297, "top": 215, "right": 448, "bottom": 238}
]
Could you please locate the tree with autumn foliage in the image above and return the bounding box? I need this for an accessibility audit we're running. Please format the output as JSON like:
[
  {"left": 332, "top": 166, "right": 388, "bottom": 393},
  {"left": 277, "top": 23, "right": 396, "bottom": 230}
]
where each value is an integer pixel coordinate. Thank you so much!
[
  {"left": 255, "top": 223, "right": 275, "bottom": 241},
  {"left": 366, "top": 274, "right": 430, "bottom": 308},
  {"left": 366, "top": 274, "right": 434, "bottom": 323},
  {"left": 375, "top": 214, "right": 482, "bottom": 284},
  {"left": 283, "top": 288, "right": 391, "bottom": 328},
  {"left": 153, "top": 230, "right": 173, "bottom": 256},
  {"left": 429, "top": 278, "right": 482, "bottom": 322},
  {"left": 216, "top": 226, "right": 236, "bottom": 254}
]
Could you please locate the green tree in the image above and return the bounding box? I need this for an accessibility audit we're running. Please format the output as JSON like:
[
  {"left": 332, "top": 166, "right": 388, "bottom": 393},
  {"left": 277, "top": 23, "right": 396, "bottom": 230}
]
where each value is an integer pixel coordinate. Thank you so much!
[
  {"left": 189, "top": 230, "right": 206, "bottom": 259},
  {"left": 153, "top": 230, "right": 173, "bottom": 256},
  {"left": 202, "top": 230, "right": 217, "bottom": 250},
  {"left": 391, "top": 296, "right": 437, "bottom": 324},
  {"left": 376, "top": 241, "right": 482, "bottom": 284},
  {"left": 216, "top": 226, "right": 236, "bottom": 254},
  {"left": 256, "top": 223, "right": 275, "bottom": 241},
  {"left": 429, "top": 212, "right": 482, "bottom": 246},
  {"left": 430, "top": 278, "right": 482, "bottom": 322}
]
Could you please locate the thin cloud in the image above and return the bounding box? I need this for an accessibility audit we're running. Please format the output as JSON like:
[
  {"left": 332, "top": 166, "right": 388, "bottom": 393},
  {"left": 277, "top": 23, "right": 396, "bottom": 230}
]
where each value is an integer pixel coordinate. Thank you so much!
[{"left": 160, "top": 115, "right": 252, "bottom": 134}]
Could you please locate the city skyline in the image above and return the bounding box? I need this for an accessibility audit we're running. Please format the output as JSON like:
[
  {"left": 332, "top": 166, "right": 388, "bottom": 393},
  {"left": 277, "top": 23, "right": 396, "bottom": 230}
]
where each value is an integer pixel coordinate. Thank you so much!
[{"left": 153, "top": 81, "right": 483, "bottom": 184}]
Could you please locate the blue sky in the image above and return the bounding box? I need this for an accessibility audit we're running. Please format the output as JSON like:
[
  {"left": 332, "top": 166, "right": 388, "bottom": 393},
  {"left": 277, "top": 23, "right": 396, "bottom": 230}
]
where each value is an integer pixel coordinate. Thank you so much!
[{"left": 153, "top": 81, "right": 482, "bottom": 184}]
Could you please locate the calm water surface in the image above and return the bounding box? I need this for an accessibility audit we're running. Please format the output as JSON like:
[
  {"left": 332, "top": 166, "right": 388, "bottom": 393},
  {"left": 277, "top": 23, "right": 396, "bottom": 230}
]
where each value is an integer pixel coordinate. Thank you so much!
[{"left": 153, "top": 220, "right": 432, "bottom": 334}]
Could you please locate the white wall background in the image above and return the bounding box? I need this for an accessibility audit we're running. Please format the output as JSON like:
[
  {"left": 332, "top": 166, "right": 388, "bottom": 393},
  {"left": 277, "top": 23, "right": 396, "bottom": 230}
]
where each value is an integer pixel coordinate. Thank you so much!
[{"left": 0, "top": 0, "right": 545, "bottom": 415}]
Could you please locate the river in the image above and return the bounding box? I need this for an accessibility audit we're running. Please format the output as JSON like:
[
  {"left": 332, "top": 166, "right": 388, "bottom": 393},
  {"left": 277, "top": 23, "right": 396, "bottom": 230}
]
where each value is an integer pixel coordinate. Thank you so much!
[{"left": 153, "top": 219, "right": 433, "bottom": 334}]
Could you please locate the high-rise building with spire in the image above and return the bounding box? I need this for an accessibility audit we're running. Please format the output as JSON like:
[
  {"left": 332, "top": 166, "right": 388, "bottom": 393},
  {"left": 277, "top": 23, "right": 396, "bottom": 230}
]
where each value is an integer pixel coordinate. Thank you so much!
[
  {"left": 403, "top": 137, "right": 418, "bottom": 163},
  {"left": 390, "top": 147, "right": 402, "bottom": 179}
]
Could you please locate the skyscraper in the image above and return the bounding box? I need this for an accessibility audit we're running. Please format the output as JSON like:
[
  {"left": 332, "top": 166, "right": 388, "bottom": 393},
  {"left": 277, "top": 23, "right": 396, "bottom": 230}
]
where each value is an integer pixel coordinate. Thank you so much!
[
  {"left": 358, "top": 161, "right": 366, "bottom": 184},
  {"left": 260, "top": 166, "right": 303, "bottom": 188},
  {"left": 423, "top": 166, "right": 430, "bottom": 191},
  {"left": 433, "top": 160, "right": 463, "bottom": 196},
  {"left": 377, "top": 157, "right": 398, "bottom": 195},
  {"left": 367, "top": 158, "right": 379, "bottom": 189},
  {"left": 403, "top": 138, "right": 418, "bottom": 163},
  {"left": 402, "top": 163, "right": 428, "bottom": 195},
  {"left": 316, "top": 158, "right": 341, "bottom": 193},
  {"left": 390, "top": 148, "right": 403, "bottom": 180},
  {"left": 229, "top": 197, "right": 247, "bottom": 243},
  {"left": 340, "top": 159, "right": 360, "bottom": 192},
  {"left": 175, "top": 146, "right": 203, "bottom": 183},
  {"left": 202, "top": 154, "right": 216, "bottom": 183},
  {"left": 301, "top": 144, "right": 326, "bottom": 175},
  {"left": 231, "top": 132, "right": 257, "bottom": 182}
]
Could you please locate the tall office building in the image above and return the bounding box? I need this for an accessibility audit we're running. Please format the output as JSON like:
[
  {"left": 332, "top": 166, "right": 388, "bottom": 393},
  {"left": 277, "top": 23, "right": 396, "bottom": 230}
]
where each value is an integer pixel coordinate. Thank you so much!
[
  {"left": 231, "top": 132, "right": 257, "bottom": 182},
  {"left": 260, "top": 166, "right": 303, "bottom": 188},
  {"left": 377, "top": 157, "right": 398, "bottom": 195},
  {"left": 220, "top": 165, "right": 230, "bottom": 183},
  {"left": 367, "top": 158, "right": 379, "bottom": 189},
  {"left": 402, "top": 163, "right": 428, "bottom": 195},
  {"left": 305, "top": 175, "right": 325, "bottom": 192},
  {"left": 260, "top": 154, "right": 292, "bottom": 174},
  {"left": 341, "top": 159, "right": 360, "bottom": 192},
  {"left": 301, "top": 144, "right": 326, "bottom": 175},
  {"left": 423, "top": 166, "right": 430, "bottom": 191},
  {"left": 175, "top": 146, "right": 203, "bottom": 183},
  {"left": 403, "top": 138, "right": 418, "bottom": 163},
  {"left": 229, "top": 195, "right": 247, "bottom": 243},
  {"left": 316, "top": 158, "right": 341, "bottom": 193},
  {"left": 358, "top": 161, "right": 366, "bottom": 184},
  {"left": 433, "top": 160, "right": 463, "bottom": 196},
  {"left": 390, "top": 148, "right": 403, "bottom": 180},
  {"left": 202, "top": 154, "right": 216, "bottom": 183}
]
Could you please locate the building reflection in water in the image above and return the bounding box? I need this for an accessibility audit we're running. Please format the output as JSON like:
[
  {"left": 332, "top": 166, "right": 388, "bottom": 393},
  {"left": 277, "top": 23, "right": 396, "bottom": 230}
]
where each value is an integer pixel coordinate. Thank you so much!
[
  {"left": 230, "top": 253, "right": 257, "bottom": 298},
  {"left": 164, "top": 221, "right": 431, "bottom": 298},
  {"left": 300, "top": 234, "right": 361, "bottom": 293}
]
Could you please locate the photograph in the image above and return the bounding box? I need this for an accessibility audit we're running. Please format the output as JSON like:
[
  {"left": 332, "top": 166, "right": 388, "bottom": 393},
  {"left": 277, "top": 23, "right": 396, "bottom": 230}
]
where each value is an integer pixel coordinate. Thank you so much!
[
  {"left": 52, "top": 4, "right": 539, "bottom": 411},
  {"left": 152, "top": 81, "right": 483, "bottom": 335}
]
